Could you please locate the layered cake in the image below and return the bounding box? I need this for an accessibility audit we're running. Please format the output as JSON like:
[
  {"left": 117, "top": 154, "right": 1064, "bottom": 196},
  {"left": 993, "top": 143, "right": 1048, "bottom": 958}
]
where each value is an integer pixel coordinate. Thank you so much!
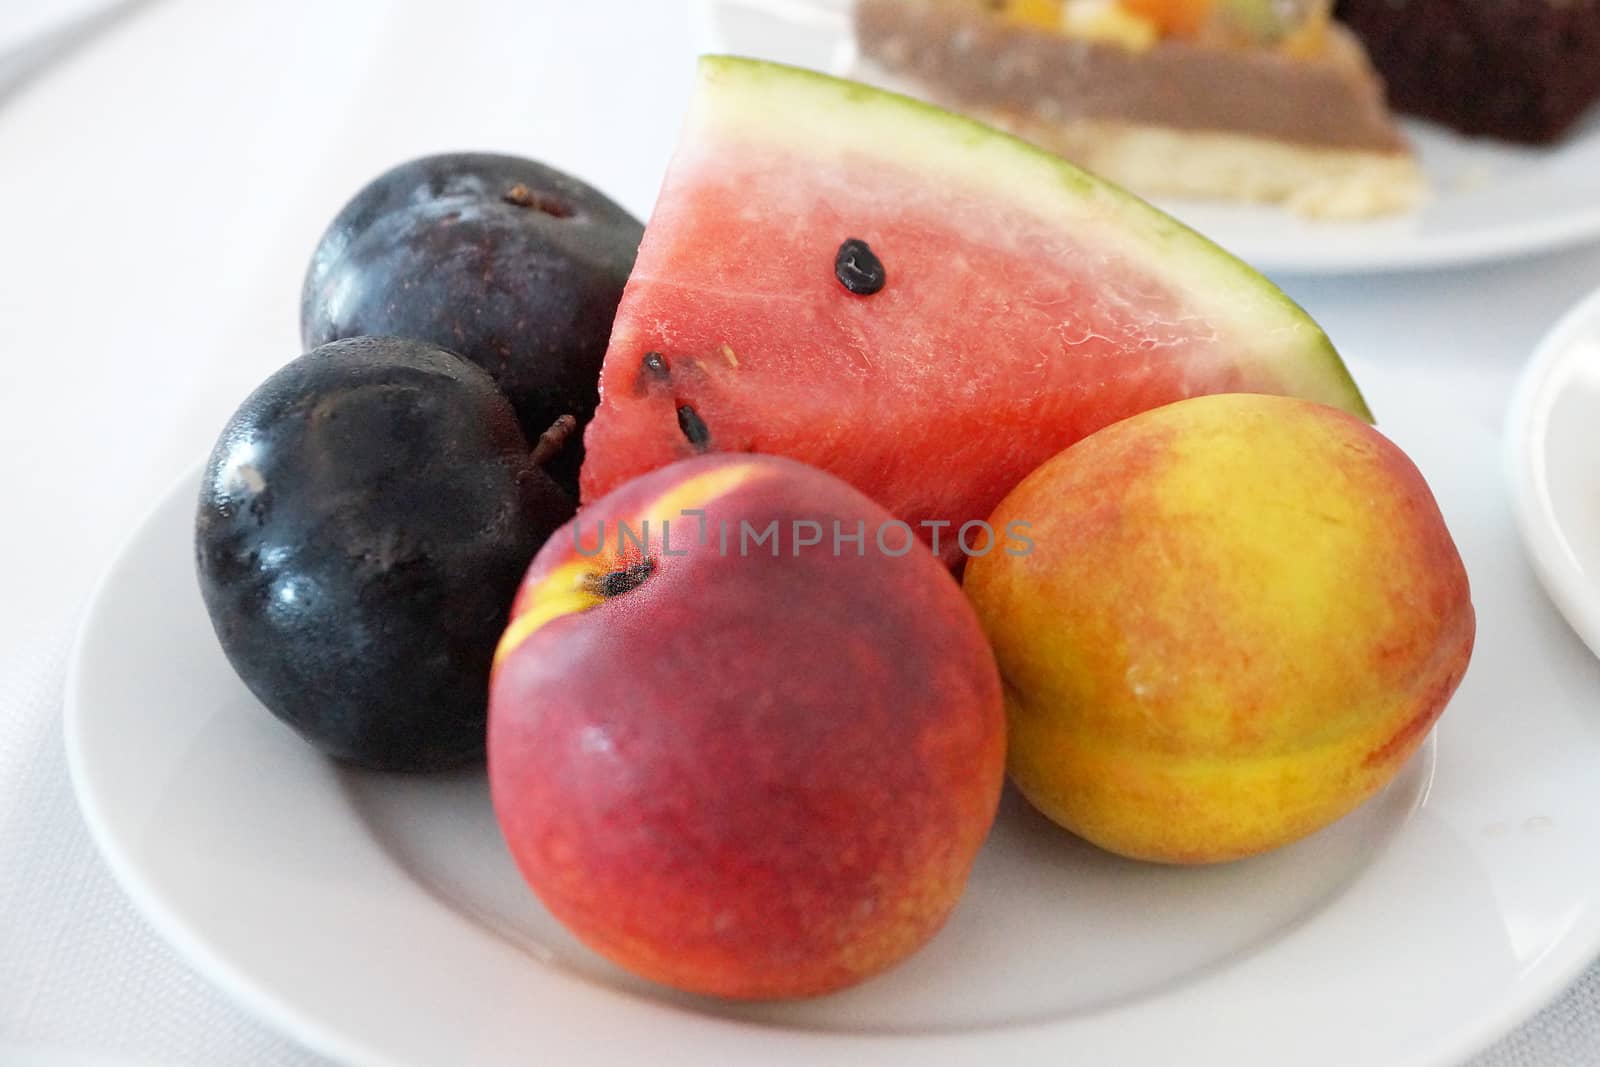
[
  {"left": 1337, "top": 0, "right": 1600, "bottom": 144},
  {"left": 854, "top": 0, "right": 1424, "bottom": 217}
]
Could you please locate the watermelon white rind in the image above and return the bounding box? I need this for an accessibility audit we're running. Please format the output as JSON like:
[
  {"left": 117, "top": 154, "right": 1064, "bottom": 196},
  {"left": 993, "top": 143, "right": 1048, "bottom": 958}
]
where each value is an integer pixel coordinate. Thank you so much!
[{"left": 694, "top": 56, "right": 1366, "bottom": 417}]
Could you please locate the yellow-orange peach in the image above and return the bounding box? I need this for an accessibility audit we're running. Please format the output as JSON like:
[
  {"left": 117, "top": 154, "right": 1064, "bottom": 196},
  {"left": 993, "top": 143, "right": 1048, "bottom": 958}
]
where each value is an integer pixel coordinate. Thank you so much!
[{"left": 964, "top": 393, "right": 1474, "bottom": 864}]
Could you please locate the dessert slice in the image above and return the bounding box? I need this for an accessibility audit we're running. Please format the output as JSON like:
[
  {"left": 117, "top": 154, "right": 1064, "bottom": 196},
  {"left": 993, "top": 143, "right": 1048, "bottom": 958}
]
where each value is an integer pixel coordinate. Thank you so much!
[
  {"left": 854, "top": 0, "right": 1424, "bottom": 217},
  {"left": 1337, "top": 0, "right": 1600, "bottom": 145}
]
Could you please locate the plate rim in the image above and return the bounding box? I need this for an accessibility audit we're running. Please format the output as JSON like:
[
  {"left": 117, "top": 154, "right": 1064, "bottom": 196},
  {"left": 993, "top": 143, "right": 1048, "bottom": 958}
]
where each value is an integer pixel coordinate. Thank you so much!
[
  {"left": 61, "top": 465, "right": 388, "bottom": 1067},
  {"left": 1505, "top": 283, "right": 1600, "bottom": 659},
  {"left": 62, "top": 461, "right": 1600, "bottom": 1067},
  {"left": 1225, "top": 203, "right": 1600, "bottom": 277}
]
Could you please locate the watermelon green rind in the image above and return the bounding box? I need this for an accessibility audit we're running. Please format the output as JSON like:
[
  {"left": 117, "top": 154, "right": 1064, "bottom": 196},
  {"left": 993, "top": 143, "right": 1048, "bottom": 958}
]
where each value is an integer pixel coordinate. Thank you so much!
[
  {"left": 582, "top": 56, "right": 1378, "bottom": 563},
  {"left": 691, "top": 55, "right": 1372, "bottom": 422}
]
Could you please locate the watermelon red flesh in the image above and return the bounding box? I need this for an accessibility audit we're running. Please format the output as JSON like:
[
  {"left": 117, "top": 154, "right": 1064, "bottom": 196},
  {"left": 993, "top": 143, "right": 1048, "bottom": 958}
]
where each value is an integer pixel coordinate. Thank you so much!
[{"left": 581, "top": 58, "right": 1369, "bottom": 561}]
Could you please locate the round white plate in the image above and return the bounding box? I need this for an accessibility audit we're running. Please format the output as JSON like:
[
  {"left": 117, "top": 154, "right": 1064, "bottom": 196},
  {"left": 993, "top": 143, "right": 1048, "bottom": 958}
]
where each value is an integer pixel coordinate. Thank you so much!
[
  {"left": 65, "top": 357, "right": 1600, "bottom": 1067},
  {"left": 695, "top": 0, "right": 1600, "bottom": 276},
  {"left": 1508, "top": 286, "right": 1600, "bottom": 661}
]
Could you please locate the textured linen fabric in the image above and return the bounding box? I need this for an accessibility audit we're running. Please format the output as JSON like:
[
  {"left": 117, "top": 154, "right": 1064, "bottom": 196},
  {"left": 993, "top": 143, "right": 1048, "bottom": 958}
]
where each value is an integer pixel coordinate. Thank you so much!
[
  {"left": 1477, "top": 970, "right": 1600, "bottom": 1066},
  {"left": 0, "top": 617, "right": 331, "bottom": 1067}
]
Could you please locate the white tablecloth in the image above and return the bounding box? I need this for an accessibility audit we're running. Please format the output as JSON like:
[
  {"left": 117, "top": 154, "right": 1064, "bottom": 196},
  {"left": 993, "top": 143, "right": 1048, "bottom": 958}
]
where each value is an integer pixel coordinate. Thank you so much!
[{"left": 1, "top": 1, "right": 1597, "bottom": 1063}]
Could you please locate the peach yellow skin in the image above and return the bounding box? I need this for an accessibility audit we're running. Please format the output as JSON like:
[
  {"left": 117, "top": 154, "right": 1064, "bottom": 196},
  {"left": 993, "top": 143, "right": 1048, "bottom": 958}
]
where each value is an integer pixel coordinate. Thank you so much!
[
  {"left": 488, "top": 454, "right": 1006, "bottom": 998},
  {"left": 964, "top": 394, "right": 1474, "bottom": 865}
]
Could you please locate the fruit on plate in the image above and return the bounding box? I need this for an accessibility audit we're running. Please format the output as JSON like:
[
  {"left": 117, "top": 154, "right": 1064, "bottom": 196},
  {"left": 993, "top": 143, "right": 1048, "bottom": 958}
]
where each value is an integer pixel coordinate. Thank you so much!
[
  {"left": 964, "top": 393, "right": 1475, "bottom": 864},
  {"left": 301, "top": 153, "right": 644, "bottom": 496},
  {"left": 579, "top": 56, "right": 1371, "bottom": 566},
  {"left": 489, "top": 454, "right": 1006, "bottom": 998},
  {"left": 195, "top": 337, "right": 572, "bottom": 771}
]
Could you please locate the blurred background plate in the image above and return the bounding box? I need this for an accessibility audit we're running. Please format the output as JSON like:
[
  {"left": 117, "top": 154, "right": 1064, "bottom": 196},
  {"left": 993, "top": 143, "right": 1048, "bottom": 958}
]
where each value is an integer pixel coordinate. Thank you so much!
[
  {"left": 0, "top": 0, "right": 132, "bottom": 94},
  {"left": 696, "top": 0, "right": 1600, "bottom": 277},
  {"left": 1508, "top": 286, "right": 1600, "bottom": 663},
  {"left": 0, "top": 0, "right": 124, "bottom": 54}
]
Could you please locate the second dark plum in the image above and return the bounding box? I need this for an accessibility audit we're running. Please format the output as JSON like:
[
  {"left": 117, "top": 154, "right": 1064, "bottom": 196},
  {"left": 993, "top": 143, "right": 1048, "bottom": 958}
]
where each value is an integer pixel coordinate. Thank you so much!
[
  {"left": 301, "top": 153, "right": 644, "bottom": 496},
  {"left": 195, "top": 337, "right": 575, "bottom": 771}
]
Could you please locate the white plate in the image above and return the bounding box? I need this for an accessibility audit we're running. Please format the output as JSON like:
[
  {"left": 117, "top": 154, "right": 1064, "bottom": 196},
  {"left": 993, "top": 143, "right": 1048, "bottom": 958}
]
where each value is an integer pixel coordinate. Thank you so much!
[
  {"left": 65, "top": 355, "right": 1600, "bottom": 1067},
  {"left": 695, "top": 0, "right": 1600, "bottom": 276},
  {"left": 1508, "top": 286, "right": 1600, "bottom": 661}
]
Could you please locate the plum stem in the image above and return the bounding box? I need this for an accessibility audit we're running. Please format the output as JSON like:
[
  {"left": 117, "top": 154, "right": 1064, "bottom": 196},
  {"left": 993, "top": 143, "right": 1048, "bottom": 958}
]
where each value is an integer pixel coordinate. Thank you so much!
[{"left": 529, "top": 413, "right": 579, "bottom": 470}]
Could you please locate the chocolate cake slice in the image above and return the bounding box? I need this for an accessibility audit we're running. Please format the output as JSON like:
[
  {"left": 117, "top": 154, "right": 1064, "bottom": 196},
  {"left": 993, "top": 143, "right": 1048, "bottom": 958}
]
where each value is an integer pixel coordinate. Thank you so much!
[
  {"left": 854, "top": 0, "right": 1424, "bottom": 217},
  {"left": 1336, "top": 0, "right": 1600, "bottom": 144}
]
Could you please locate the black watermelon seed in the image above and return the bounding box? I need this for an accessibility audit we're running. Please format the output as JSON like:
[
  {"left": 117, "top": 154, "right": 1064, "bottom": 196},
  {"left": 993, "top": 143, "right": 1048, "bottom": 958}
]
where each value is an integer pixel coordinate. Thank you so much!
[
  {"left": 592, "top": 557, "right": 656, "bottom": 598},
  {"left": 642, "top": 351, "right": 668, "bottom": 378},
  {"left": 677, "top": 404, "right": 711, "bottom": 450},
  {"left": 835, "top": 238, "right": 886, "bottom": 295}
]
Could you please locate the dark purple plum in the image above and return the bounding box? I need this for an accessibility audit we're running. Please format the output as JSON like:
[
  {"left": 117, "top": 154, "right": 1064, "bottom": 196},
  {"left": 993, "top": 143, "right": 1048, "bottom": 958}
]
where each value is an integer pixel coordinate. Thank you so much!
[
  {"left": 300, "top": 153, "right": 643, "bottom": 496},
  {"left": 195, "top": 337, "right": 574, "bottom": 772}
]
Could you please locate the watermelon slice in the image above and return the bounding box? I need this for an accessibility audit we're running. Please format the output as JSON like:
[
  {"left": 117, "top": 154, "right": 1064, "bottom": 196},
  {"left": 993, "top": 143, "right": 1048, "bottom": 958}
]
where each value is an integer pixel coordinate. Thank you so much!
[{"left": 581, "top": 56, "right": 1370, "bottom": 561}]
